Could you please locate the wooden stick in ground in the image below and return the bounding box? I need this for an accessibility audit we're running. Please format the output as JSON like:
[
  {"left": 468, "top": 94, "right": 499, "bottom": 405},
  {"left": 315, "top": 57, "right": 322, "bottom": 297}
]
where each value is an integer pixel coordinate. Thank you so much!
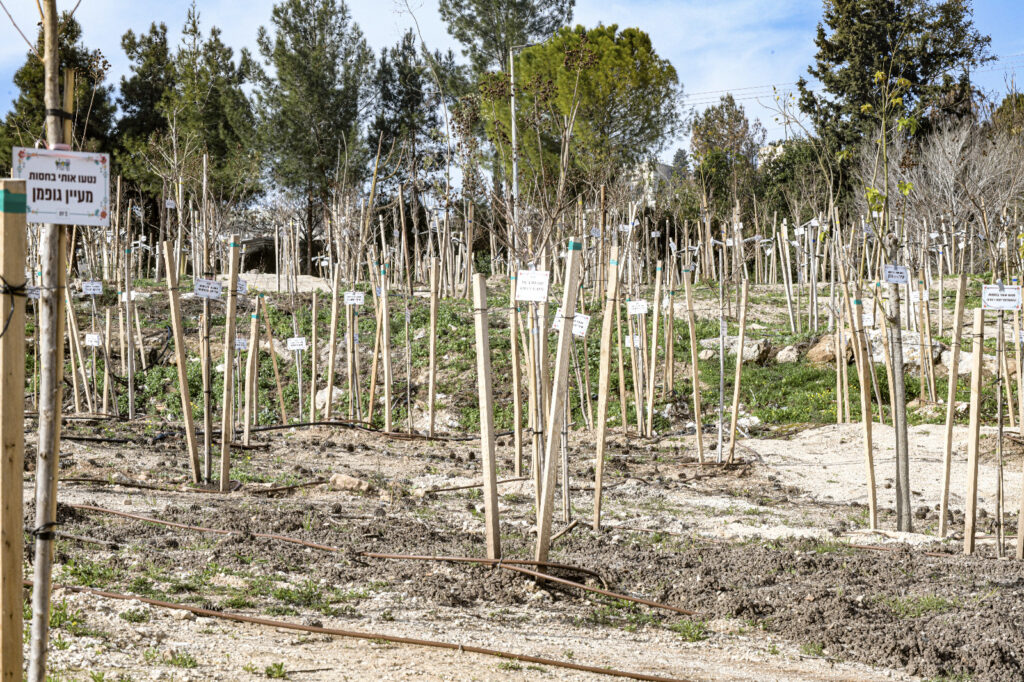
[
  {"left": 308, "top": 291, "right": 319, "bottom": 422},
  {"left": 536, "top": 238, "right": 583, "bottom": 565},
  {"left": 964, "top": 307, "right": 985, "bottom": 555},
  {"left": 683, "top": 271, "right": 705, "bottom": 463},
  {"left": 428, "top": 258, "right": 439, "bottom": 436},
  {"left": 324, "top": 256, "right": 342, "bottom": 420},
  {"left": 593, "top": 246, "right": 621, "bottom": 530},
  {"left": 510, "top": 283, "right": 524, "bottom": 475},
  {"left": 102, "top": 310, "right": 112, "bottom": 415},
  {"left": 162, "top": 241, "right": 201, "bottom": 484},
  {"left": 260, "top": 296, "right": 287, "bottom": 424},
  {"left": 242, "top": 305, "right": 260, "bottom": 446},
  {"left": 472, "top": 274, "right": 501, "bottom": 560},
  {"left": 645, "top": 261, "right": 663, "bottom": 436},
  {"left": 219, "top": 236, "right": 241, "bottom": 492},
  {"left": 939, "top": 274, "right": 966, "bottom": 538},
  {"left": 726, "top": 279, "right": 749, "bottom": 464},
  {"left": 851, "top": 288, "right": 878, "bottom": 530},
  {"left": 0, "top": 178, "right": 26, "bottom": 681}
]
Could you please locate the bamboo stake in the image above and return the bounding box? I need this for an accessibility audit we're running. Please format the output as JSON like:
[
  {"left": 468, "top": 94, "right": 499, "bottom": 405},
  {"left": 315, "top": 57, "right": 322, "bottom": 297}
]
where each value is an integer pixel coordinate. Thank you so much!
[
  {"left": 242, "top": 304, "right": 260, "bottom": 446},
  {"left": 428, "top": 259, "right": 439, "bottom": 436},
  {"left": 324, "top": 261, "right": 342, "bottom": 420},
  {"left": 308, "top": 291, "right": 318, "bottom": 422}
]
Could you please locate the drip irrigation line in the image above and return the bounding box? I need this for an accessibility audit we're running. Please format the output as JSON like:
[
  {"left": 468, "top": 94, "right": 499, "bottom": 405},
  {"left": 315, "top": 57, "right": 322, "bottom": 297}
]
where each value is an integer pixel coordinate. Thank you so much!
[
  {"left": 28, "top": 581, "right": 689, "bottom": 682},
  {"left": 68, "top": 505, "right": 697, "bottom": 616}
]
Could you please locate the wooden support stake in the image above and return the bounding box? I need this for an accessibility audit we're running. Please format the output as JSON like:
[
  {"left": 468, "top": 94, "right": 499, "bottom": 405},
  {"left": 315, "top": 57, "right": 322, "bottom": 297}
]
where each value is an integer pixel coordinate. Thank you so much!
[
  {"left": 964, "top": 308, "right": 984, "bottom": 555},
  {"left": 535, "top": 239, "right": 583, "bottom": 564},
  {"left": 162, "top": 242, "right": 200, "bottom": 483},
  {"left": 940, "top": 274, "right": 966, "bottom": 538},
  {"left": 308, "top": 291, "right": 318, "bottom": 422},
  {"left": 726, "top": 280, "right": 749, "bottom": 463},
  {"left": 472, "top": 274, "right": 501, "bottom": 559},
  {"left": 219, "top": 235, "right": 241, "bottom": 492},
  {"left": 324, "top": 263, "right": 342, "bottom": 419},
  {"left": 645, "top": 261, "right": 663, "bottom": 435},
  {"left": 593, "top": 246, "right": 621, "bottom": 530},
  {"left": 261, "top": 296, "right": 287, "bottom": 424},
  {"left": 683, "top": 271, "right": 705, "bottom": 463},
  {"left": 428, "top": 258, "right": 439, "bottom": 436},
  {"left": 243, "top": 304, "right": 260, "bottom": 446},
  {"left": 0, "top": 179, "right": 26, "bottom": 681}
]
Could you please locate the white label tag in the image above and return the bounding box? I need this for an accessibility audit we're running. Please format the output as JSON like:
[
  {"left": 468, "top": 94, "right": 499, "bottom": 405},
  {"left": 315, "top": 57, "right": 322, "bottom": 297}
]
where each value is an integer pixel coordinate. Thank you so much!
[
  {"left": 237, "top": 279, "right": 247, "bottom": 295},
  {"left": 651, "top": 230, "right": 661, "bottom": 238},
  {"left": 515, "top": 270, "right": 550, "bottom": 302},
  {"left": 883, "top": 265, "right": 909, "bottom": 284},
  {"left": 119, "top": 291, "right": 140, "bottom": 302},
  {"left": 81, "top": 281, "right": 103, "bottom": 296},
  {"left": 982, "top": 285, "right": 1022, "bottom": 310},
  {"left": 551, "top": 306, "right": 564, "bottom": 331},
  {"left": 794, "top": 227, "right": 805, "bottom": 236},
  {"left": 929, "top": 232, "right": 939, "bottom": 240},
  {"left": 26, "top": 286, "right": 40, "bottom": 300},
  {"left": 235, "top": 337, "right": 248, "bottom": 351},
  {"left": 669, "top": 240, "right": 677, "bottom": 254},
  {"left": 624, "top": 334, "right": 641, "bottom": 348},
  {"left": 726, "top": 238, "right": 734, "bottom": 247},
  {"left": 165, "top": 199, "right": 176, "bottom": 209},
  {"left": 344, "top": 291, "right": 365, "bottom": 306},
  {"left": 590, "top": 226, "right": 601, "bottom": 239},
  {"left": 572, "top": 313, "right": 591, "bottom": 337},
  {"left": 627, "top": 300, "right": 649, "bottom": 315},
  {"left": 195, "top": 278, "right": 223, "bottom": 300},
  {"left": 910, "top": 289, "right": 929, "bottom": 303},
  {"left": 84, "top": 333, "right": 102, "bottom": 347},
  {"left": 619, "top": 224, "right": 631, "bottom": 233},
  {"left": 287, "top": 336, "right": 308, "bottom": 351}
]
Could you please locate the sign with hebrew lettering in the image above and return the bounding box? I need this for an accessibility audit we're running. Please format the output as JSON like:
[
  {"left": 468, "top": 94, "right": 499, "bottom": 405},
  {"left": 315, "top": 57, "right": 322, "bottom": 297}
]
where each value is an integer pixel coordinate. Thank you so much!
[
  {"left": 982, "top": 285, "right": 1022, "bottom": 310},
  {"left": 12, "top": 147, "right": 110, "bottom": 226}
]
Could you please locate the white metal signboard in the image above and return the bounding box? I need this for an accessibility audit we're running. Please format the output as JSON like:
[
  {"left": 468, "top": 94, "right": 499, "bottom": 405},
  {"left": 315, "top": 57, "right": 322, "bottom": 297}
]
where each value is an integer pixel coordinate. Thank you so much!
[
  {"left": 194, "top": 278, "right": 223, "bottom": 300},
  {"left": 81, "top": 281, "right": 103, "bottom": 295},
  {"left": 982, "top": 285, "right": 1022, "bottom": 310},
  {"left": 235, "top": 337, "right": 249, "bottom": 351},
  {"left": 883, "top": 264, "right": 909, "bottom": 284},
  {"left": 344, "top": 291, "right": 365, "bottom": 305},
  {"left": 84, "top": 333, "right": 103, "bottom": 347},
  {"left": 287, "top": 336, "right": 308, "bottom": 351},
  {"left": 572, "top": 313, "right": 591, "bottom": 337},
  {"left": 515, "top": 270, "right": 550, "bottom": 302},
  {"left": 12, "top": 147, "right": 110, "bottom": 226},
  {"left": 627, "top": 300, "right": 648, "bottom": 315},
  {"left": 237, "top": 279, "right": 248, "bottom": 295}
]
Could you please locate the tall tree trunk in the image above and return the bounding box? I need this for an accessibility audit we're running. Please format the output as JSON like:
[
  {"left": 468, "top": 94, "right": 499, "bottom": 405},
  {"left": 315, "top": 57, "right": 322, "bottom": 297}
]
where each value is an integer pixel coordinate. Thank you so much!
[
  {"left": 306, "top": 191, "right": 314, "bottom": 276},
  {"left": 885, "top": 242, "right": 912, "bottom": 532}
]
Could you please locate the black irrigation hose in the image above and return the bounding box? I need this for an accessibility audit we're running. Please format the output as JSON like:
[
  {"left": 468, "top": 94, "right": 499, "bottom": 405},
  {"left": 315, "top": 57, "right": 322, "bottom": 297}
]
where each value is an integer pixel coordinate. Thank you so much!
[{"left": 31, "top": 581, "right": 689, "bottom": 682}]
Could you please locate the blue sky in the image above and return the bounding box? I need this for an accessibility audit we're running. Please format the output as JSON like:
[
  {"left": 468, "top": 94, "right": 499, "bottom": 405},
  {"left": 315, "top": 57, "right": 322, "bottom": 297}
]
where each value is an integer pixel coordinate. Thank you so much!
[{"left": 2, "top": 0, "right": 1023, "bottom": 160}]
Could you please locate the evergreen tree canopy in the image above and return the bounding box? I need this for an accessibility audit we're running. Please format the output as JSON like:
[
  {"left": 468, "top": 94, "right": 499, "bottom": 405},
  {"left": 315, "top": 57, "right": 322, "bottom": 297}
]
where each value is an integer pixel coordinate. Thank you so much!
[
  {"left": 0, "top": 13, "right": 115, "bottom": 174},
  {"left": 797, "top": 0, "right": 991, "bottom": 155}
]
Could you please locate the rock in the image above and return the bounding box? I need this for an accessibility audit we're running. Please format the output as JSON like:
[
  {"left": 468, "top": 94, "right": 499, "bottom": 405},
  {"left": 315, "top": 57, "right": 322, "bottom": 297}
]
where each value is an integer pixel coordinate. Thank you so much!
[
  {"left": 172, "top": 609, "right": 195, "bottom": 621},
  {"left": 865, "top": 329, "right": 942, "bottom": 368},
  {"left": 698, "top": 336, "right": 771, "bottom": 363},
  {"left": 806, "top": 335, "right": 851, "bottom": 364},
  {"left": 737, "top": 414, "right": 762, "bottom": 432},
  {"left": 314, "top": 385, "right": 346, "bottom": 410},
  {"left": 776, "top": 345, "right": 800, "bottom": 363},
  {"left": 697, "top": 349, "right": 716, "bottom": 361},
  {"left": 329, "top": 473, "right": 373, "bottom": 493}
]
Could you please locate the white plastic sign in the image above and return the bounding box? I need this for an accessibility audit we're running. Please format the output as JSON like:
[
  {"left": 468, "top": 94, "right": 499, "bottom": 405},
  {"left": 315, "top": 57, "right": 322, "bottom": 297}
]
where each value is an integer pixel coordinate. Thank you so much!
[
  {"left": 165, "top": 199, "right": 177, "bottom": 209},
  {"left": 26, "top": 286, "right": 40, "bottom": 300},
  {"left": 81, "top": 281, "right": 103, "bottom": 295},
  {"left": 627, "top": 300, "right": 649, "bottom": 316},
  {"left": 551, "top": 307, "right": 565, "bottom": 331},
  {"left": 651, "top": 230, "right": 661, "bottom": 238},
  {"left": 883, "top": 265, "right": 909, "bottom": 285},
  {"left": 287, "top": 337, "right": 308, "bottom": 351},
  {"left": 572, "top": 313, "right": 591, "bottom": 337},
  {"left": 84, "top": 333, "right": 102, "bottom": 347},
  {"left": 235, "top": 337, "right": 248, "bottom": 351},
  {"left": 237, "top": 279, "right": 247, "bottom": 295},
  {"left": 590, "top": 227, "right": 601, "bottom": 239},
  {"left": 515, "top": 270, "right": 550, "bottom": 303},
  {"left": 194, "top": 278, "right": 223, "bottom": 300},
  {"left": 862, "top": 313, "right": 875, "bottom": 327},
  {"left": 344, "top": 291, "right": 365, "bottom": 305},
  {"left": 624, "top": 334, "right": 642, "bottom": 348},
  {"left": 12, "top": 147, "right": 110, "bottom": 226},
  {"left": 982, "top": 285, "right": 1022, "bottom": 310},
  {"left": 619, "top": 224, "right": 631, "bottom": 233}
]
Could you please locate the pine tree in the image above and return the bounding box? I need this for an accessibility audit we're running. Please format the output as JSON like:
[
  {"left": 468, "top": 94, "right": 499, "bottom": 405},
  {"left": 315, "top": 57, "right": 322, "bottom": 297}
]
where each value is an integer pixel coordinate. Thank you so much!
[
  {"left": 254, "top": 0, "right": 374, "bottom": 274},
  {"left": 0, "top": 13, "right": 115, "bottom": 174}
]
